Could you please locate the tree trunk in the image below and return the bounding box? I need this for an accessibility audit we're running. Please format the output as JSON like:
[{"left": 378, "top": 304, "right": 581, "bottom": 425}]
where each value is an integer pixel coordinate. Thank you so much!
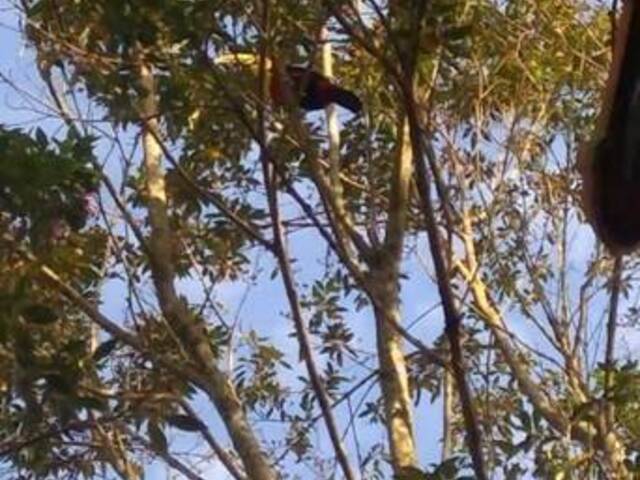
[
  {"left": 442, "top": 369, "right": 454, "bottom": 460},
  {"left": 370, "top": 263, "right": 418, "bottom": 472},
  {"left": 137, "top": 61, "right": 276, "bottom": 480}
]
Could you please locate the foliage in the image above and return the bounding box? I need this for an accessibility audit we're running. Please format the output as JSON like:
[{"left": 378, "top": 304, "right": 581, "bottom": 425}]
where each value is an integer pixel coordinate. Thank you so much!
[{"left": 0, "top": 0, "right": 635, "bottom": 479}]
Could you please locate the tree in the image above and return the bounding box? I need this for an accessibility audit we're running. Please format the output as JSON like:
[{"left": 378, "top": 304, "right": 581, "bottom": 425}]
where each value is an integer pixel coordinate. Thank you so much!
[{"left": 0, "top": 0, "right": 636, "bottom": 479}]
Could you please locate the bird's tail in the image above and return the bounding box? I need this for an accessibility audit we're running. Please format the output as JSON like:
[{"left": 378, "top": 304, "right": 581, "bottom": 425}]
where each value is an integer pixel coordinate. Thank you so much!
[{"left": 327, "top": 86, "right": 362, "bottom": 114}]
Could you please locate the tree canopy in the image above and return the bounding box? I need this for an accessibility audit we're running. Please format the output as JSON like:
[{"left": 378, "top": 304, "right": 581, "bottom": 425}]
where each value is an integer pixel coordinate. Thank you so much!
[{"left": 1, "top": 1, "right": 637, "bottom": 479}]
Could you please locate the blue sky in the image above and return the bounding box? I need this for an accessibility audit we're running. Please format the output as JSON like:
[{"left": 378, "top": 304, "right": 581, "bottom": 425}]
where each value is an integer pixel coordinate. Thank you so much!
[
  {"left": 0, "top": 8, "right": 451, "bottom": 478},
  {"left": 3, "top": 3, "right": 639, "bottom": 479}
]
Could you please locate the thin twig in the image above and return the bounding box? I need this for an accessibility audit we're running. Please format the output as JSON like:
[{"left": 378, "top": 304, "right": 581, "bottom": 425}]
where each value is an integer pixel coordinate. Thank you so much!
[
  {"left": 126, "top": 426, "right": 207, "bottom": 480},
  {"left": 604, "top": 255, "right": 623, "bottom": 428},
  {"left": 179, "top": 400, "right": 247, "bottom": 480},
  {"left": 610, "top": 0, "right": 620, "bottom": 51}
]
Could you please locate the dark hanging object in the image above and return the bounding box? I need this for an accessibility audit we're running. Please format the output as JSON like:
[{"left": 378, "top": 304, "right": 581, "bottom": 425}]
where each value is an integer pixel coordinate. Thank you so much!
[
  {"left": 580, "top": 1, "right": 640, "bottom": 253},
  {"left": 270, "top": 65, "right": 362, "bottom": 114}
]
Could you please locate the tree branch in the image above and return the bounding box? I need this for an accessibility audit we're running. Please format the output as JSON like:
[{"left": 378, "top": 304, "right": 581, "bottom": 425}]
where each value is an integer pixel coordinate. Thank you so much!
[
  {"left": 136, "top": 58, "right": 277, "bottom": 480},
  {"left": 405, "top": 87, "right": 487, "bottom": 479},
  {"left": 255, "top": 7, "right": 356, "bottom": 478}
]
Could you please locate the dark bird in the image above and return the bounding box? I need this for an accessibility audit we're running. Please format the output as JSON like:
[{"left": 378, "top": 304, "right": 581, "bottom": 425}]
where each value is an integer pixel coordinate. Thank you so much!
[{"left": 270, "top": 65, "right": 362, "bottom": 114}]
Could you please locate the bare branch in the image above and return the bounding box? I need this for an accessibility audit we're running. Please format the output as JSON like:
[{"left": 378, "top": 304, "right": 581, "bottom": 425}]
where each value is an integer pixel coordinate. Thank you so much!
[{"left": 179, "top": 400, "right": 247, "bottom": 480}]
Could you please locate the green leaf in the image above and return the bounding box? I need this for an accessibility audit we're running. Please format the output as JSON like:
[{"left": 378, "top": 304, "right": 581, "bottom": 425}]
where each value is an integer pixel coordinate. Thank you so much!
[
  {"left": 35, "top": 127, "right": 48, "bottom": 148},
  {"left": 92, "top": 338, "right": 118, "bottom": 361},
  {"left": 394, "top": 466, "right": 427, "bottom": 480},
  {"left": 148, "top": 421, "right": 168, "bottom": 454},
  {"left": 75, "top": 395, "right": 108, "bottom": 412},
  {"left": 21, "top": 304, "right": 59, "bottom": 325},
  {"left": 443, "top": 25, "right": 472, "bottom": 41},
  {"left": 166, "top": 414, "right": 205, "bottom": 432},
  {"left": 517, "top": 409, "right": 532, "bottom": 432},
  {"left": 45, "top": 373, "right": 74, "bottom": 395}
]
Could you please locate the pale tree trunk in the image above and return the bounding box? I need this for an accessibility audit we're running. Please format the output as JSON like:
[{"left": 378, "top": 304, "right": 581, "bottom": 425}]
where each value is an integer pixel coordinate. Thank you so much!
[
  {"left": 368, "top": 119, "right": 418, "bottom": 472},
  {"left": 319, "top": 31, "right": 418, "bottom": 473},
  {"left": 371, "top": 275, "right": 418, "bottom": 471},
  {"left": 137, "top": 61, "right": 276, "bottom": 480},
  {"left": 324, "top": 3, "right": 485, "bottom": 475},
  {"left": 442, "top": 369, "right": 454, "bottom": 461}
]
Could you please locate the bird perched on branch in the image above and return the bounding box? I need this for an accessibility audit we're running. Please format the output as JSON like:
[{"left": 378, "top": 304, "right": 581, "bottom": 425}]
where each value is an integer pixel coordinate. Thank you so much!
[
  {"left": 215, "top": 53, "right": 362, "bottom": 115},
  {"left": 580, "top": 1, "right": 640, "bottom": 253}
]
